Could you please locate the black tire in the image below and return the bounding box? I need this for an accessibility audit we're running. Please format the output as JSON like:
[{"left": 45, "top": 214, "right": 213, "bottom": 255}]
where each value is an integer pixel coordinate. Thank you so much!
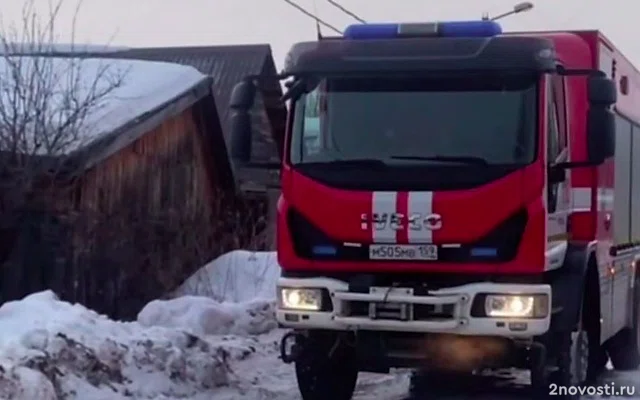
[
  {"left": 608, "top": 276, "right": 640, "bottom": 370},
  {"left": 294, "top": 333, "right": 358, "bottom": 400},
  {"left": 530, "top": 344, "right": 549, "bottom": 394},
  {"left": 532, "top": 279, "right": 604, "bottom": 399},
  {"left": 532, "top": 330, "right": 590, "bottom": 399},
  {"left": 554, "top": 330, "right": 590, "bottom": 398},
  {"left": 587, "top": 346, "right": 609, "bottom": 382},
  {"left": 583, "top": 278, "right": 609, "bottom": 383}
]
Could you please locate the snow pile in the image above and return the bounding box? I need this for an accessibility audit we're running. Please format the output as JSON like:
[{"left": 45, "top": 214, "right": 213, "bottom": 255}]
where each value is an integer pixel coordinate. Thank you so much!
[
  {"left": 138, "top": 251, "right": 280, "bottom": 338},
  {"left": 0, "top": 56, "right": 206, "bottom": 154},
  {"left": 0, "top": 251, "right": 413, "bottom": 399},
  {"left": 138, "top": 295, "right": 277, "bottom": 336},
  {"left": 175, "top": 250, "right": 280, "bottom": 303},
  {"left": 0, "top": 252, "right": 285, "bottom": 399},
  {"left": 0, "top": 290, "right": 265, "bottom": 400}
]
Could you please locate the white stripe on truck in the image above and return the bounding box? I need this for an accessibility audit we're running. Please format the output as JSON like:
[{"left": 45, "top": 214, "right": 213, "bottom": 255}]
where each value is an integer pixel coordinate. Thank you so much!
[
  {"left": 368, "top": 188, "right": 609, "bottom": 245},
  {"left": 372, "top": 191, "right": 397, "bottom": 243},
  {"left": 408, "top": 191, "right": 434, "bottom": 243}
]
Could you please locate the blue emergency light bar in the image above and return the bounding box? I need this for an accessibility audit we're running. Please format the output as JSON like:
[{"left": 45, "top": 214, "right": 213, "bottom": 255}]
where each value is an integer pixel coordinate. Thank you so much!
[{"left": 343, "top": 20, "right": 503, "bottom": 40}]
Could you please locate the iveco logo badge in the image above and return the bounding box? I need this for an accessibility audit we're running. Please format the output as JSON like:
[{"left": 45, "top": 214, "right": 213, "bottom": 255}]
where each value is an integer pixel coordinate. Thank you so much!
[{"left": 360, "top": 213, "right": 442, "bottom": 231}]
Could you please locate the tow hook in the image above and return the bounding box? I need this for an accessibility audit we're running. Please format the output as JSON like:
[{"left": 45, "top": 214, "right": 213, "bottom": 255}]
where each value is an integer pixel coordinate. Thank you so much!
[{"left": 280, "top": 331, "right": 305, "bottom": 364}]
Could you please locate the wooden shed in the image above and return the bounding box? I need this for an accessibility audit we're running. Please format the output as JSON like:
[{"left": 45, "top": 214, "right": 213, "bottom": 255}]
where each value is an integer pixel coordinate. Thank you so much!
[
  {"left": 109, "top": 45, "right": 286, "bottom": 168},
  {"left": 0, "top": 56, "right": 264, "bottom": 319},
  {"left": 102, "top": 45, "right": 287, "bottom": 248}
]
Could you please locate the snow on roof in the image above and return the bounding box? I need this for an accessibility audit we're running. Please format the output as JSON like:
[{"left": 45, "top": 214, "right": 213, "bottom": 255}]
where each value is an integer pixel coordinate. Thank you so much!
[
  {"left": 0, "top": 56, "right": 208, "bottom": 155},
  {"left": 0, "top": 42, "right": 130, "bottom": 54}
]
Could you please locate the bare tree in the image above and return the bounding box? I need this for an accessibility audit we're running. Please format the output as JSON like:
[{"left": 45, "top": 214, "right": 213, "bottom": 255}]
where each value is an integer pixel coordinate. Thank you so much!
[
  {"left": 0, "top": 0, "right": 271, "bottom": 317},
  {"left": 0, "top": 0, "right": 126, "bottom": 300},
  {"left": 168, "top": 190, "right": 271, "bottom": 302},
  {"left": 70, "top": 184, "right": 269, "bottom": 319}
]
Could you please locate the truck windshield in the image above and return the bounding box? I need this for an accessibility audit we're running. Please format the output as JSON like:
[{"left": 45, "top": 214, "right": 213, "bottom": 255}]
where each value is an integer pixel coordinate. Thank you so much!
[{"left": 290, "top": 74, "right": 538, "bottom": 167}]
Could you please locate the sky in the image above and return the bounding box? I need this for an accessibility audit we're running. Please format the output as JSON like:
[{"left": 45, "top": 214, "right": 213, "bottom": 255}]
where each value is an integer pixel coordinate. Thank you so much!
[{"left": 0, "top": 0, "right": 638, "bottom": 71}]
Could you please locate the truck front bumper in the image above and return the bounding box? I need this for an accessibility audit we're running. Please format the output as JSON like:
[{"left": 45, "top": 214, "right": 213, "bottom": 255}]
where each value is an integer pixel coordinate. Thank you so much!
[{"left": 276, "top": 277, "right": 551, "bottom": 338}]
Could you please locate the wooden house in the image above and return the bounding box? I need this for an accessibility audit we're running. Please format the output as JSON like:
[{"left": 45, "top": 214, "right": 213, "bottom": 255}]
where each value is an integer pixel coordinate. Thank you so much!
[
  {"left": 0, "top": 56, "right": 265, "bottom": 319},
  {"left": 102, "top": 45, "right": 286, "bottom": 248}
]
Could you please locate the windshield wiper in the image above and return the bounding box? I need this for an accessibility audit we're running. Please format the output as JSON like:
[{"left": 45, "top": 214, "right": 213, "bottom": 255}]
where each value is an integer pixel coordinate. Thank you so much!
[
  {"left": 302, "top": 159, "right": 388, "bottom": 168},
  {"left": 389, "top": 155, "right": 489, "bottom": 166}
]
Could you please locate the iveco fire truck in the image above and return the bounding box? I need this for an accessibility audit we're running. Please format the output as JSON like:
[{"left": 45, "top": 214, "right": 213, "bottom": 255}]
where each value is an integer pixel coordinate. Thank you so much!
[{"left": 228, "top": 13, "right": 640, "bottom": 400}]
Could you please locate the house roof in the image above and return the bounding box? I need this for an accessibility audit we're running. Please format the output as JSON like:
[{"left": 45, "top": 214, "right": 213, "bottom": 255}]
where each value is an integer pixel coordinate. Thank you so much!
[
  {"left": 2, "top": 44, "right": 285, "bottom": 190},
  {"left": 0, "top": 56, "right": 214, "bottom": 166},
  {"left": 76, "top": 75, "right": 236, "bottom": 189},
  {"left": 57, "top": 60, "right": 219, "bottom": 172},
  {"left": 0, "top": 53, "right": 235, "bottom": 190},
  {"left": 105, "top": 44, "right": 286, "bottom": 165}
]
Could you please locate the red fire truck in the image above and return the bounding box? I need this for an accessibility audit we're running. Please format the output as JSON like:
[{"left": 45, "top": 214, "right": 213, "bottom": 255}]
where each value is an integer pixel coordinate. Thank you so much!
[{"left": 228, "top": 16, "right": 640, "bottom": 400}]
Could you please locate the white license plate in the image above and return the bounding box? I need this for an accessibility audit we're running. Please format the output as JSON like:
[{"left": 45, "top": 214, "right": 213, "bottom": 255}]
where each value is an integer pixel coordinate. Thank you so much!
[{"left": 369, "top": 244, "right": 438, "bottom": 260}]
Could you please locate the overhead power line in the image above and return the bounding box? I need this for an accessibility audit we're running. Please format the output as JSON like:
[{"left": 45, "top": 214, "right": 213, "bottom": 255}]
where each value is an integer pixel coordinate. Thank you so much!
[
  {"left": 326, "top": 0, "right": 366, "bottom": 23},
  {"left": 280, "top": 0, "right": 342, "bottom": 34}
]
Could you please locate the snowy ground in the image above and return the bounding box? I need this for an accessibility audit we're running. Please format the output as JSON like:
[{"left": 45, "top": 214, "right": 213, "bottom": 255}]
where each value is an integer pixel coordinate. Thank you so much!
[{"left": 0, "top": 250, "right": 638, "bottom": 399}]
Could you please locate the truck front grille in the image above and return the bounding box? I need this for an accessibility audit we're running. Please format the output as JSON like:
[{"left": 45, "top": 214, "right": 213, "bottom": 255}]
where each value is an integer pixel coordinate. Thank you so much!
[{"left": 341, "top": 301, "right": 455, "bottom": 322}]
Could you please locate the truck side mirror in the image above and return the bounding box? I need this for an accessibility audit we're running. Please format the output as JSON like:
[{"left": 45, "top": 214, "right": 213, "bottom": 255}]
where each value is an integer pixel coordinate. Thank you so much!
[
  {"left": 588, "top": 75, "right": 617, "bottom": 106},
  {"left": 586, "top": 107, "right": 615, "bottom": 165},
  {"left": 229, "top": 80, "right": 257, "bottom": 164}
]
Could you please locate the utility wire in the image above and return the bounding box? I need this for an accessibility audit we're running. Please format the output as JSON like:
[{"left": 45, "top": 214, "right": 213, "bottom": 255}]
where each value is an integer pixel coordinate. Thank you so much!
[
  {"left": 326, "top": 0, "right": 366, "bottom": 23},
  {"left": 280, "top": 0, "right": 342, "bottom": 34}
]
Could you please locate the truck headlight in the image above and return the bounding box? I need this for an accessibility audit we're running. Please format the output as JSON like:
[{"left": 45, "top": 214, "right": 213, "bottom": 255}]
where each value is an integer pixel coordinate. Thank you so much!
[
  {"left": 484, "top": 294, "right": 548, "bottom": 318},
  {"left": 278, "top": 288, "right": 322, "bottom": 311}
]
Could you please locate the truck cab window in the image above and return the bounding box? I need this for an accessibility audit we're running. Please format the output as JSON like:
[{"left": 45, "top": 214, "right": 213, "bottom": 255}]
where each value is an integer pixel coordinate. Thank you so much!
[
  {"left": 547, "top": 78, "right": 562, "bottom": 212},
  {"left": 553, "top": 76, "right": 568, "bottom": 154},
  {"left": 547, "top": 84, "right": 560, "bottom": 163},
  {"left": 291, "top": 74, "right": 538, "bottom": 167},
  {"left": 301, "top": 90, "right": 321, "bottom": 156}
]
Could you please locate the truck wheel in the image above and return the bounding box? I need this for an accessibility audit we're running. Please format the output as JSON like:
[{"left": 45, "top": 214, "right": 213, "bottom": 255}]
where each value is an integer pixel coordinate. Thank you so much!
[
  {"left": 532, "top": 330, "right": 589, "bottom": 399},
  {"left": 555, "top": 330, "right": 590, "bottom": 395},
  {"left": 587, "top": 346, "right": 608, "bottom": 381},
  {"left": 584, "top": 285, "right": 608, "bottom": 383},
  {"left": 294, "top": 333, "right": 358, "bottom": 400},
  {"left": 608, "top": 277, "right": 640, "bottom": 370}
]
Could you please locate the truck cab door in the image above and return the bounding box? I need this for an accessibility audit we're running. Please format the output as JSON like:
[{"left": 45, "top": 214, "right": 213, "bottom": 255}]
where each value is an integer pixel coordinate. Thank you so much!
[{"left": 546, "top": 76, "right": 570, "bottom": 271}]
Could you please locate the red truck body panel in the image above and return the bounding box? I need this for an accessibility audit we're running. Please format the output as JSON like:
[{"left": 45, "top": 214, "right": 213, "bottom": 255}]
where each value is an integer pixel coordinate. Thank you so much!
[
  {"left": 277, "top": 29, "right": 640, "bottom": 279},
  {"left": 278, "top": 162, "right": 545, "bottom": 274}
]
